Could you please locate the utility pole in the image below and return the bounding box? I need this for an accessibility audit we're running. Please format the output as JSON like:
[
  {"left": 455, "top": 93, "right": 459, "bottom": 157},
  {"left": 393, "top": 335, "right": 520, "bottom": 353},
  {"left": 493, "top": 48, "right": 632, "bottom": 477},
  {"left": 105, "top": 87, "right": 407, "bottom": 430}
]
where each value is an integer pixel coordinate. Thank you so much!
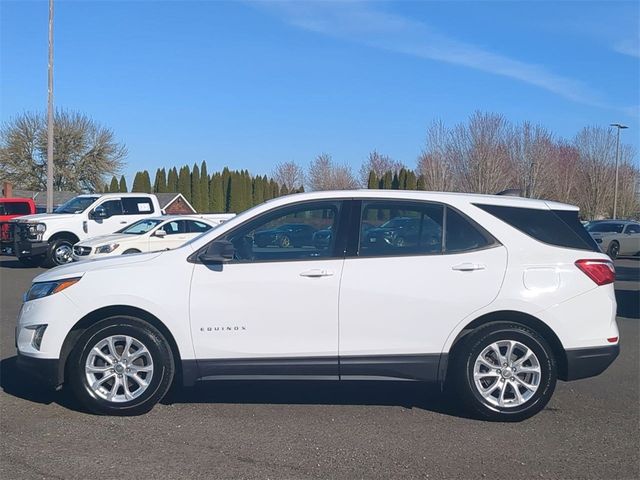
[
  {"left": 610, "top": 123, "right": 628, "bottom": 219},
  {"left": 46, "top": 0, "right": 54, "bottom": 213}
]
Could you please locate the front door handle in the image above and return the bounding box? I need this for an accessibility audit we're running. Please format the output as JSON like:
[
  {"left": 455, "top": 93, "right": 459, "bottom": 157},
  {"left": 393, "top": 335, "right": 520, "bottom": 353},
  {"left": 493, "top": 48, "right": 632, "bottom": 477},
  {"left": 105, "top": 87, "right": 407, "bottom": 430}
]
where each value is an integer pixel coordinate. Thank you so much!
[
  {"left": 452, "top": 262, "right": 486, "bottom": 272},
  {"left": 300, "top": 269, "right": 334, "bottom": 278},
  {"left": 119, "top": 221, "right": 127, "bottom": 224}
]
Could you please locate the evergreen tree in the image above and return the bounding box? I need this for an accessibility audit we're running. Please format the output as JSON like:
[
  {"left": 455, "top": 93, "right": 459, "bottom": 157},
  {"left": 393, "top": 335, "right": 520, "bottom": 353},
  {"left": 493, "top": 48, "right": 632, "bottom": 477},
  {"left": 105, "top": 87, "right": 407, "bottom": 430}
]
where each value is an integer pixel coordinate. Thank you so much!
[
  {"left": 142, "top": 170, "right": 152, "bottom": 193},
  {"left": 119, "top": 175, "right": 128, "bottom": 193},
  {"left": 221, "top": 167, "right": 231, "bottom": 210},
  {"left": 382, "top": 171, "right": 393, "bottom": 189},
  {"left": 392, "top": 172, "right": 400, "bottom": 189},
  {"left": 109, "top": 176, "right": 119, "bottom": 193},
  {"left": 398, "top": 168, "right": 407, "bottom": 189},
  {"left": 367, "top": 171, "right": 377, "bottom": 189},
  {"left": 191, "top": 163, "right": 201, "bottom": 212},
  {"left": 405, "top": 170, "right": 417, "bottom": 190},
  {"left": 280, "top": 184, "right": 289, "bottom": 196},
  {"left": 209, "top": 173, "right": 225, "bottom": 212},
  {"left": 253, "top": 176, "right": 264, "bottom": 205},
  {"left": 131, "top": 171, "right": 144, "bottom": 192},
  {"left": 178, "top": 165, "right": 191, "bottom": 201},
  {"left": 228, "top": 173, "right": 244, "bottom": 213},
  {"left": 167, "top": 167, "right": 178, "bottom": 192},
  {"left": 200, "top": 161, "right": 209, "bottom": 213},
  {"left": 103, "top": 183, "right": 109, "bottom": 193},
  {"left": 416, "top": 174, "right": 426, "bottom": 191},
  {"left": 153, "top": 168, "right": 167, "bottom": 193}
]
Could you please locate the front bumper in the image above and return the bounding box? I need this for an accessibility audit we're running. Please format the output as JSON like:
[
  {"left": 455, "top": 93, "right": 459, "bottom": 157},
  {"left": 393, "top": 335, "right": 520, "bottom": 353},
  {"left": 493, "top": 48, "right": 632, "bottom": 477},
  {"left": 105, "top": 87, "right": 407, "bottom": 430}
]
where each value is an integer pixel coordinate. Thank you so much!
[
  {"left": 14, "top": 240, "right": 48, "bottom": 258},
  {"left": 564, "top": 344, "right": 620, "bottom": 381},
  {"left": 16, "top": 352, "right": 62, "bottom": 389}
]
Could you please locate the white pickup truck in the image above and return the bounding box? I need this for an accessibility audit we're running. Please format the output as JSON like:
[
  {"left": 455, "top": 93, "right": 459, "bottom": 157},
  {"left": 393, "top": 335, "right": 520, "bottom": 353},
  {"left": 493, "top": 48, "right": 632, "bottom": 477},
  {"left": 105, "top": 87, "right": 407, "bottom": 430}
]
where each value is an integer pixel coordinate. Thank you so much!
[{"left": 10, "top": 193, "right": 163, "bottom": 267}]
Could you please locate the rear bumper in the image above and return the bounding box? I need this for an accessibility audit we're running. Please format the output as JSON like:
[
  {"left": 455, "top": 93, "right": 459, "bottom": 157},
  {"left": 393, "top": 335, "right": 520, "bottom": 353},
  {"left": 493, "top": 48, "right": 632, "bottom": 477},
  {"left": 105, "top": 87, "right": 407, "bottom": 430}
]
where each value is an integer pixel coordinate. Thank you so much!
[
  {"left": 563, "top": 344, "right": 620, "bottom": 381},
  {"left": 16, "top": 353, "right": 62, "bottom": 389}
]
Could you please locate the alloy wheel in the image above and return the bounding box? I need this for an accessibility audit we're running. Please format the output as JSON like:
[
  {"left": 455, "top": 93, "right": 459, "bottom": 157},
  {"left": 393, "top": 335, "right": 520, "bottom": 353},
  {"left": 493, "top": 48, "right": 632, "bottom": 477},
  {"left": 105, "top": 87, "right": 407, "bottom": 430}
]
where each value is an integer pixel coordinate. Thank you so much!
[
  {"left": 85, "top": 335, "right": 154, "bottom": 403},
  {"left": 472, "top": 340, "right": 541, "bottom": 408}
]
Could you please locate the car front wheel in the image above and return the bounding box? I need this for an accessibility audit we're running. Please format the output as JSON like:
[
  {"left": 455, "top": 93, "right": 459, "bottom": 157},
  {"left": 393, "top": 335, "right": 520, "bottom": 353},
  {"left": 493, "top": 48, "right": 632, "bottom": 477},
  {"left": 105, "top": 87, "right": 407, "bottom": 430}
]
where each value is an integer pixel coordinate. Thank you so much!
[
  {"left": 67, "top": 317, "right": 175, "bottom": 415},
  {"left": 452, "top": 322, "right": 557, "bottom": 421}
]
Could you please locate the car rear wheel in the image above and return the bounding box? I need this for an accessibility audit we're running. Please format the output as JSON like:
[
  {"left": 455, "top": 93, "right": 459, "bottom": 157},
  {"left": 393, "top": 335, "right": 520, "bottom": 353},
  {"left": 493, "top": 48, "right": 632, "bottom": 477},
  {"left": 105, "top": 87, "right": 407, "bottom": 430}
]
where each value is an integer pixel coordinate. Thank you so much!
[
  {"left": 67, "top": 317, "right": 175, "bottom": 415},
  {"left": 452, "top": 322, "right": 557, "bottom": 421},
  {"left": 607, "top": 241, "right": 620, "bottom": 259}
]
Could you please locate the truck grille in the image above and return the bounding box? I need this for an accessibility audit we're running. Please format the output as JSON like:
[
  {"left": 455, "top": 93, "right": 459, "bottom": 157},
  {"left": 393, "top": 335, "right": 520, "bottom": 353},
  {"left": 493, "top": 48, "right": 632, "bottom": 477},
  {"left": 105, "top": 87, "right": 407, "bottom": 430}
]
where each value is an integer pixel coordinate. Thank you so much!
[{"left": 73, "top": 245, "right": 91, "bottom": 256}]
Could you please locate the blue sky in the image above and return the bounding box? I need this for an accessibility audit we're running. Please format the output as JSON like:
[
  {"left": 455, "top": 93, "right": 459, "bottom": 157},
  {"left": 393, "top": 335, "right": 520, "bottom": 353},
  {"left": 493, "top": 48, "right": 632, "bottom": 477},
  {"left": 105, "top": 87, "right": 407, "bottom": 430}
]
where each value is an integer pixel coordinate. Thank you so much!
[{"left": 1, "top": 0, "right": 638, "bottom": 184}]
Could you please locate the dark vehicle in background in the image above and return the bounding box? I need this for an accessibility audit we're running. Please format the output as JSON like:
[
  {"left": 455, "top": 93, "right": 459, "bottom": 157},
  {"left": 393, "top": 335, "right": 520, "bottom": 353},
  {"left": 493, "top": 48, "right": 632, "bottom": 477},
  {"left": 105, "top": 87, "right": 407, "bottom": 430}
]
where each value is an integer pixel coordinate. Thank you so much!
[
  {"left": 0, "top": 197, "right": 36, "bottom": 255},
  {"left": 365, "top": 217, "right": 441, "bottom": 250},
  {"left": 586, "top": 220, "right": 640, "bottom": 259},
  {"left": 254, "top": 223, "right": 316, "bottom": 248}
]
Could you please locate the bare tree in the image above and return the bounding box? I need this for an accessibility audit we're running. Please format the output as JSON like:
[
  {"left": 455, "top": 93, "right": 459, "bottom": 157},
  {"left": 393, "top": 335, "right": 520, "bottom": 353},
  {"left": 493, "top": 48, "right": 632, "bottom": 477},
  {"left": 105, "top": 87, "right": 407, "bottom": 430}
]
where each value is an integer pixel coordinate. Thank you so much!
[
  {"left": 547, "top": 141, "right": 580, "bottom": 204},
  {"left": 0, "top": 110, "right": 126, "bottom": 192},
  {"left": 417, "top": 120, "right": 455, "bottom": 191},
  {"left": 573, "top": 126, "right": 616, "bottom": 219},
  {"left": 507, "top": 122, "right": 556, "bottom": 198},
  {"left": 359, "top": 150, "right": 404, "bottom": 187},
  {"left": 272, "top": 161, "right": 305, "bottom": 192},
  {"left": 307, "top": 153, "right": 358, "bottom": 191},
  {"left": 446, "top": 112, "right": 514, "bottom": 194},
  {"left": 613, "top": 145, "right": 640, "bottom": 219}
]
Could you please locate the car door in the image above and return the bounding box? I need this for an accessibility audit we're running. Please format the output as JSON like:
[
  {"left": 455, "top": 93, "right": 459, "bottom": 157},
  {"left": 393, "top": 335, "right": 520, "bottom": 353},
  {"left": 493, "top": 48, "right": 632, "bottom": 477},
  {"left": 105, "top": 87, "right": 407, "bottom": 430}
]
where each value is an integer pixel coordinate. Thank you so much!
[
  {"left": 621, "top": 224, "right": 640, "bottom": 255},
  {"left": 87, "top": 199, "right": 127, "bottom": 236},
  {"left": 189, "top": 200, "right": 346, "bottom": 378},
  {"left": 338, "top": 200, "right": 507, "bottom": 382},
  {"left": 149, "top": 220, "right": 189, "bottom": 251}
]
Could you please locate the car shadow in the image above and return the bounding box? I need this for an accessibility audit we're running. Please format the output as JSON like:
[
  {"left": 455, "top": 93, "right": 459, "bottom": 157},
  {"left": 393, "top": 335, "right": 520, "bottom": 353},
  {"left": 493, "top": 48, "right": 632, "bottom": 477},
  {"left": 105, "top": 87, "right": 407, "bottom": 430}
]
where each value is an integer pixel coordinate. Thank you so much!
[
  {"left": 0, "top": 258, "right": 44, "bottom": 270},
  {"left": 0, "top": 355, "right": 472, "bottom": 419}
]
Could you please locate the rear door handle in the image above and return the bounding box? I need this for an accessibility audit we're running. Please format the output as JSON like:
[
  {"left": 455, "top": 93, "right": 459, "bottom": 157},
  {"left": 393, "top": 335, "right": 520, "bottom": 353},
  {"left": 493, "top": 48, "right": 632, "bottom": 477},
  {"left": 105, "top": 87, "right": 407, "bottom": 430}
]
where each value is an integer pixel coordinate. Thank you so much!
[
  {"left": 300, "top": 269, "right": 334, "bottom": 278},
  {"left": 452, "top": 262, "right": 486, "bottom": 272}
]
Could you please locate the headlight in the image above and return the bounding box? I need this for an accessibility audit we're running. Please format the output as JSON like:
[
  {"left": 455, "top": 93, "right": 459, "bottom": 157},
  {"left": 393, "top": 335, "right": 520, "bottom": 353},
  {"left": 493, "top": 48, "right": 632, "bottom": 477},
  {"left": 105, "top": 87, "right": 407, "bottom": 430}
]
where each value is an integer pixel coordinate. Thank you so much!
[
  {"left": 25, "top": 277, "right": 81, "bottom": 302},
  {"left": 95, "top": 243, "right": 120, "bottom": 254}
]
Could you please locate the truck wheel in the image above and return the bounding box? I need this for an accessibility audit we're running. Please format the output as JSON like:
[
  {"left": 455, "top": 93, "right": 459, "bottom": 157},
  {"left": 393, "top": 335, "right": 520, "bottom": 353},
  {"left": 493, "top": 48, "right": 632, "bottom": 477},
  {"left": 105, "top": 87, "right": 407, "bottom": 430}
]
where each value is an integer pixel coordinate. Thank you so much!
[
  {"left": 18, "top": 255, "right": 45, "bottom": 267},
  {"left": 67, "top": 316, "right": 175, "bottom": 415},
  {"left": 452, "top": 322, "right": 557, "bottom": 422},
  {"left": 43, "top": 238, "right": 75, "bottom": 267}
]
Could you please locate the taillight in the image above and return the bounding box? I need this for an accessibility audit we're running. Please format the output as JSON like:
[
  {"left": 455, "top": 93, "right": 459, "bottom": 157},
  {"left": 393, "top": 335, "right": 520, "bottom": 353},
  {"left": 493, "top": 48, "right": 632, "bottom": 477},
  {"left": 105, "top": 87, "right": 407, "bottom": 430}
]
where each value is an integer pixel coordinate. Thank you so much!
[{"left": 575, "top": 259, "right": 615, "bottom": 286}]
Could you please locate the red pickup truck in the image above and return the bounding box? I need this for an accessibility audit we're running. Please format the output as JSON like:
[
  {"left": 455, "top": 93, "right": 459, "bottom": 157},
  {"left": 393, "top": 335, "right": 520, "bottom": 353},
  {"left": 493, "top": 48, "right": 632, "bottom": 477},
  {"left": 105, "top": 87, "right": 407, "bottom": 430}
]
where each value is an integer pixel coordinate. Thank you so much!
[{"left": 0, "top": 197, "right": 37, "bottom": 256}]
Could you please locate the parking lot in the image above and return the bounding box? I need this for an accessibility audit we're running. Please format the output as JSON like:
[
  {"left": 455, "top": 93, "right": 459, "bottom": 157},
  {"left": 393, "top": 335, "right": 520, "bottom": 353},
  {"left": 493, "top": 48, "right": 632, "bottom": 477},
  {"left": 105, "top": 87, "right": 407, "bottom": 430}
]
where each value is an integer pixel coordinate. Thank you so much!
[{"left": 0, "top": 258, "right": 638, "bottom": 479}]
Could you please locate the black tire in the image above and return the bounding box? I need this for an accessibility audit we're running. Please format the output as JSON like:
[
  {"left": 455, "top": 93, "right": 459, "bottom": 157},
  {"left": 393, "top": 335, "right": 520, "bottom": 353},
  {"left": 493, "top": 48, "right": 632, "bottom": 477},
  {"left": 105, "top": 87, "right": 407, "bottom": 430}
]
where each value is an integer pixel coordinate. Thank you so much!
[
  {"left": 67, "top": 316, "right": 175, "bottom": 415},
  {"left": 18, "top": 255, "right": 45, "bottom": 267},
  {"left": 122, "top": 249, "right": 141, "bottom": 255},
  {"left": 43, "top": 238, "right": 75, "bottom": 267},
  {"left": 278, "top": 235, "right": 291, "bottom": 248},
  {"left": 607, "top": 241, "right": 620, "bottom": 260},
  {"left": 451, "top": 322, "right": 557, "bottom": 422}
]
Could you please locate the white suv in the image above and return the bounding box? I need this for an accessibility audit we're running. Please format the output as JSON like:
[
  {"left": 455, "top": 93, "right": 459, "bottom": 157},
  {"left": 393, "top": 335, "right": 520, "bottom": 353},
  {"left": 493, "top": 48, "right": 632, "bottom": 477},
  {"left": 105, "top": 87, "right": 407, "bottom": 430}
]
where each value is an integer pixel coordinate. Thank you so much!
[{"left": 15, "top": 191, "right": 620, "bottom": 420}]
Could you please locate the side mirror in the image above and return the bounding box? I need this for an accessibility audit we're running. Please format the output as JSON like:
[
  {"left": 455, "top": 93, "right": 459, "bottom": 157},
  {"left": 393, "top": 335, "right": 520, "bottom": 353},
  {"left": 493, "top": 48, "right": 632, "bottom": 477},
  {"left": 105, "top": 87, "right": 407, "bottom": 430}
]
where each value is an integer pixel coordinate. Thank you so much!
[
  {"left": 92, "top": 206, "right": 109, "bottom": 219},
  {"left": 154, "top": 229, "right": 167, "bottom": 238},
  {"left": 198, "top": 240, "right": 235, "bottom": 263}
]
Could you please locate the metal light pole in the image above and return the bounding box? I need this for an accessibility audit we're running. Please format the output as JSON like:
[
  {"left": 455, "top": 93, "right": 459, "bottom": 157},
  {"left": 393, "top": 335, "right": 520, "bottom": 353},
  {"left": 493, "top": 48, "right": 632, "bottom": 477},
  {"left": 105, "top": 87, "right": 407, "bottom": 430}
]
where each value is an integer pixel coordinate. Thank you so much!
[
  {"left": 46, "top": 0, "right": 54, "bottom": 213},
  {"left": 610, "top": 123, "right": 628, "bottom": 219}
]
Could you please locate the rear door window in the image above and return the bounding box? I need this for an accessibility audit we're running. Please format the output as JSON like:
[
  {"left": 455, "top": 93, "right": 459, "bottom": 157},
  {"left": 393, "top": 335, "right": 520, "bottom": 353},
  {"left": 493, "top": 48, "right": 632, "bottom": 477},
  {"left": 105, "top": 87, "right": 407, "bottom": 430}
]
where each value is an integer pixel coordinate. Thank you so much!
[
  {"left": 359, "top": 201, "right": 444, "bottom": 256},
  {"left": 122, "top": 197, "right": 155, "bottom": 215},
  {"left": 475, "top": 204, "right": 599, "bottom": 252}
]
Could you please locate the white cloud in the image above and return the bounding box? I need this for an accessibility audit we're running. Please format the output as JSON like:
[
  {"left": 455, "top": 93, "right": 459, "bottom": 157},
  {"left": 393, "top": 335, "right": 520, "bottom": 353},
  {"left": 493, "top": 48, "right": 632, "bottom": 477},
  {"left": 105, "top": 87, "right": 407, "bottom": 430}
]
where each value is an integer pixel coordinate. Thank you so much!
[
  {"left": 258, "top": 1, "right": 609, "bottom": 107},
  {"left": 613, "top": 38, "right": 640, "bottom": 58}
]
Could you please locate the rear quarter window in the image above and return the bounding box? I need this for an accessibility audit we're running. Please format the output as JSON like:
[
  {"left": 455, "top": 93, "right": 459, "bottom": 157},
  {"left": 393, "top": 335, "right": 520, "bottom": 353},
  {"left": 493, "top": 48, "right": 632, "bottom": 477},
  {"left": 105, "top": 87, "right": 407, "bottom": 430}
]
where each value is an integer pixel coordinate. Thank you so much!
[{"left": 475, "top": 204, "right": 599, "bottom": 252}]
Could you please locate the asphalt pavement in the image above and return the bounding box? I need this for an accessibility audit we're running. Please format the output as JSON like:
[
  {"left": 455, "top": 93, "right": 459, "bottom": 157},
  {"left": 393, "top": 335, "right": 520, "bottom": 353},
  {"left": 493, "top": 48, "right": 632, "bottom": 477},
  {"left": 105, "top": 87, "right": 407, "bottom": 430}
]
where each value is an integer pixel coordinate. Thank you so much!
[{"left": 1, "top": 257, "right": 638, "bottom": 479}]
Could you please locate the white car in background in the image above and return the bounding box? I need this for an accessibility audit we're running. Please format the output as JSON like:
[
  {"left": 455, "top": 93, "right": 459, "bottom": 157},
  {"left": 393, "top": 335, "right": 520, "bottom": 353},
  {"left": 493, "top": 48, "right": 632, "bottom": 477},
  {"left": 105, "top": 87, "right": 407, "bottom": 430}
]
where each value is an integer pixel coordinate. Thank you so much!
[
  {"left": 72, "top": 215, "right": 228, "bottom": 260},
  {"left": 585, "top": 220, "right": 640, "bottom": 259}
]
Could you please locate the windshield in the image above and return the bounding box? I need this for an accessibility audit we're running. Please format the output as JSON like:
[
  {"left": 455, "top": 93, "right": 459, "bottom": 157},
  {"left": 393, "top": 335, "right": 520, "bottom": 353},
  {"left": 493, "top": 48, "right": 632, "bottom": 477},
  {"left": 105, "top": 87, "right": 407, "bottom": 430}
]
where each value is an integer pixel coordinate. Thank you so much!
[
  {"left": 118, "top": 218, "right": 164, "bottom": 235},
  {"left": 54, "top": 196, "right": 99, "bottom": 214},
  {"left": 586, "top": 222, "right": 625, "bottom": 234}
]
